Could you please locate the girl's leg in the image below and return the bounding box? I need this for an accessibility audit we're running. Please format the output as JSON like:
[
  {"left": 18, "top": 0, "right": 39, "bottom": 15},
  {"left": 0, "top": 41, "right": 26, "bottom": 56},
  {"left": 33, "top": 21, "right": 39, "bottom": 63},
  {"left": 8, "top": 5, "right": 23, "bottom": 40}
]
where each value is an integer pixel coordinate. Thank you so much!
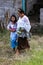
[
  {"left": 11, "top": 40, "right": 20, "bottom": 55},
  {"left": 11, "top": 40, "right": 17, "bottom": 51}
]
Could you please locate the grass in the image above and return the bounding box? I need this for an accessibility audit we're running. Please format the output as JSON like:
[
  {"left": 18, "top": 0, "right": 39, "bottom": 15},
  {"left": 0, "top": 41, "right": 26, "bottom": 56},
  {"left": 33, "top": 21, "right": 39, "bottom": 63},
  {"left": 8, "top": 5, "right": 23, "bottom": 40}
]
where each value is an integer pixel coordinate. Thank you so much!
[{"left": 0, "top": 30, "right": 43, "bottom": 65}]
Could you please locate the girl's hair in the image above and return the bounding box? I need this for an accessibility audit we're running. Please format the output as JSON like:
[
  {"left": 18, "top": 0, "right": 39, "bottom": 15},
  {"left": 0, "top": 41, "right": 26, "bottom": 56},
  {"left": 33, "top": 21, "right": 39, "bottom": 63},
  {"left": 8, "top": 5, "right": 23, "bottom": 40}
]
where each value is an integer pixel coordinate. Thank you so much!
[
  {"left": 10, "top": 15, "right": 17, "bottom": 23},
  {"left": 18, "top": 8, "right": 25, "bottom": 14}
]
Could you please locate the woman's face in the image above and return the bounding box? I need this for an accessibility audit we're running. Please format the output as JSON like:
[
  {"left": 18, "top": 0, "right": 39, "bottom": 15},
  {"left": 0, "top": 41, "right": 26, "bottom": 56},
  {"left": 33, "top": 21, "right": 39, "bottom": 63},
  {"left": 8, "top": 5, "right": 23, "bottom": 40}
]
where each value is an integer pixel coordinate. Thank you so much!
[
  {"left": 11, "top": 16, "right": 15, "bottom": 22},
  {"left": 18, "top": 12, "right": 24, "bottom": 18},
  {"left": 18, "top": 12, "right": 22, "bottom": 17}
]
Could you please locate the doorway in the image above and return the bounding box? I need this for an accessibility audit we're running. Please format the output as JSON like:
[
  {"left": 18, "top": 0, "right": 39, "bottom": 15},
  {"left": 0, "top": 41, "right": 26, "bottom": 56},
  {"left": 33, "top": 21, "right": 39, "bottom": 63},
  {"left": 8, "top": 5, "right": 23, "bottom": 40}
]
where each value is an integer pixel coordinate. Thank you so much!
[{"left": 27, "top": 0, "right": 43, "bottom": 23}]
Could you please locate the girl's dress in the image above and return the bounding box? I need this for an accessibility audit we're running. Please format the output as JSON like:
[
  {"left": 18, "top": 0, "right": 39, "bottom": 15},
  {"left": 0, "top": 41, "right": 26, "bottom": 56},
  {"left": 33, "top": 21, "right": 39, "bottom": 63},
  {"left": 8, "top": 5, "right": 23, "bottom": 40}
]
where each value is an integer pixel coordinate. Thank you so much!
[
  {"left": 7, "top": 22, "right": 18, "bottom": 49},
  {"left": 17, "top": 15, "right": 31, "bottom": 50}
]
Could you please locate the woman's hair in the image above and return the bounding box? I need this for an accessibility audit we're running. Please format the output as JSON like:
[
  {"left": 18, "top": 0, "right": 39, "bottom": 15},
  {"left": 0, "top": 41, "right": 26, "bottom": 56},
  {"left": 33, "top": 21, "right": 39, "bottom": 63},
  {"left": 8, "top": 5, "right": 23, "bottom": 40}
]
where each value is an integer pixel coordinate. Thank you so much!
[
  {"left": 18, "top": 8, "right": 25, "bottom": 14},
  {"left": 10, "top": 15, "right": 17, "bottom": 23}
]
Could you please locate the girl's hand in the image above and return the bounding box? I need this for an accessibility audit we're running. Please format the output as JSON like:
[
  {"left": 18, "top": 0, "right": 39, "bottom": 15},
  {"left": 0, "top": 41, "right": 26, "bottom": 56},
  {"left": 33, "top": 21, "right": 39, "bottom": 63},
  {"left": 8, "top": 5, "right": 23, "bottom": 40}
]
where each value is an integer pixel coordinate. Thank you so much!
[{"left": 9, "top": 28, "right": 16, "bottom": 32}]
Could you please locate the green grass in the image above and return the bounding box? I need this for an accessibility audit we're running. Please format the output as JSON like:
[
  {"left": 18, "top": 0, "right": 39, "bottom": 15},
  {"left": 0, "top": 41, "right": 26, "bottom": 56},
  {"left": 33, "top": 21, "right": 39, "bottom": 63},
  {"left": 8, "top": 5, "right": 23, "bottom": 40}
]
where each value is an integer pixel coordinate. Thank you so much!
[{"left": 0, "top": 30, "right": 43, "bottom": 65}]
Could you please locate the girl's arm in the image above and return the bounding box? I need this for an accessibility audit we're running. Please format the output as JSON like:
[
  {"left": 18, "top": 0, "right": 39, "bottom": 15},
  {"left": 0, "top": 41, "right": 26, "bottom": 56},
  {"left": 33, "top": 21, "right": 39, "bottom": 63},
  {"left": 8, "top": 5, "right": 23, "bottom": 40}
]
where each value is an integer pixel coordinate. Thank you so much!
[
  {"left": 7, "top": 22, "right": 16, "bottom": 32},
  {"left": 9, "top": 28, "right": 16, "bottom": 32}
]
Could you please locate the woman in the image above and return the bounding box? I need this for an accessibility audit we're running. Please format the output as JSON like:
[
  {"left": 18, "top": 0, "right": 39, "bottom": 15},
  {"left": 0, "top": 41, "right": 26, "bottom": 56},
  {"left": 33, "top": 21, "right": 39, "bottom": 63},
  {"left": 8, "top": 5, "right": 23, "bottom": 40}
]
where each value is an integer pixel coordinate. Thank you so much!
[{"left": 17, "top": 8, "right": 31, "bottom": 51}]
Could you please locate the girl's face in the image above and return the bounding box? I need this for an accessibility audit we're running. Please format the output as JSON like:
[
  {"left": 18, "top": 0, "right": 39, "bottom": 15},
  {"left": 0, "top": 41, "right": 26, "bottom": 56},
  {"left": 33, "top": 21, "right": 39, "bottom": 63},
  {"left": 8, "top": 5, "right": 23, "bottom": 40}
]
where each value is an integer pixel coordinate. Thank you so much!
[{"left": 11, "top": 16, "right": 15, "bottom": 22}]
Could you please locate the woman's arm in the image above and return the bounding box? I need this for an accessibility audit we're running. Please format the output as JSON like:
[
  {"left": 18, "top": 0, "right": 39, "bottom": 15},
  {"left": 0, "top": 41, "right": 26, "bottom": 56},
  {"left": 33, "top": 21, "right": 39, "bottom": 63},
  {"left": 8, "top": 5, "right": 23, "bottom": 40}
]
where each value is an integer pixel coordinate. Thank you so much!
[{"left": 24, "top": 16, "right": 31, "bottom": 33}]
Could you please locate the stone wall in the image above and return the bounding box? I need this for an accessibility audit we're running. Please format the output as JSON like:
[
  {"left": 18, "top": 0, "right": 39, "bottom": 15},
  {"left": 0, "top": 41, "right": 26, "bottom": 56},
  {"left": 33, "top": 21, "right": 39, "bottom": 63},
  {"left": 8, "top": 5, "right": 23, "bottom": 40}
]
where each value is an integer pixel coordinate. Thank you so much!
[
  {"left": 13, "top": 0, "right": 22, "bottom": 17},
  {"left": 0, "top": 0, "right": 37, "bottom": 17},
  {"left": 0, "top": 0, "right": 37, "bottom": 27},
  {"left": 0, "top": 0, "right": 22, "bottom": 28}
]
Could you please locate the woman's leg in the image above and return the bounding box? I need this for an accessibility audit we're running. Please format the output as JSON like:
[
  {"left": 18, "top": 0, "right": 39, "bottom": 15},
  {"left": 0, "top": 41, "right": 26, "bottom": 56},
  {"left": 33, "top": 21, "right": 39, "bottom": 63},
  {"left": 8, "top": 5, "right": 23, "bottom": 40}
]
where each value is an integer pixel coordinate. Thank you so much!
[
  {"left": 17, "top": 37, "right": 30, "bottom": 50},
  {"left": 24, "top": 37, "right": 30, "bottom": 49}
]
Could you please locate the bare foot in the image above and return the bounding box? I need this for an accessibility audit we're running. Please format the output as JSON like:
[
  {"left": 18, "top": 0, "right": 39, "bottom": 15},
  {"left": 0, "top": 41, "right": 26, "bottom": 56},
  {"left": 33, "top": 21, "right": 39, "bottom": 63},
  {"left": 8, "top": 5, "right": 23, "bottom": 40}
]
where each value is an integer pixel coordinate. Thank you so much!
[{"left": 15, "top": 49, "right": 20, "bottom": 56}]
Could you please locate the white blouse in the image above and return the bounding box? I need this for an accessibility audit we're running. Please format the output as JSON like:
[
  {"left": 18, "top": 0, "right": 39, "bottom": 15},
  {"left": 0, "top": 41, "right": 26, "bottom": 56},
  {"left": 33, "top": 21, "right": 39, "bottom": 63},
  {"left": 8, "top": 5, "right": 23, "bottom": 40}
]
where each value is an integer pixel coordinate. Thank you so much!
[
  {"left": 7, "top": 22, "right": 17, "bottom": 40},
  {"left": 17, "top": 15, "right": 31, "bottom": 33}
]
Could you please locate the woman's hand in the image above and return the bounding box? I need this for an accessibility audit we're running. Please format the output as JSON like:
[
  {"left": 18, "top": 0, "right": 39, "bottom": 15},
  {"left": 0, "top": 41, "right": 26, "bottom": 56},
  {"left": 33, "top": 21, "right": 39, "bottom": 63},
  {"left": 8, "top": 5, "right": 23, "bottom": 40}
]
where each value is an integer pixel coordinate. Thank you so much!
[{"left": 21, "top": 29, "right": 26, "bottom": 32}]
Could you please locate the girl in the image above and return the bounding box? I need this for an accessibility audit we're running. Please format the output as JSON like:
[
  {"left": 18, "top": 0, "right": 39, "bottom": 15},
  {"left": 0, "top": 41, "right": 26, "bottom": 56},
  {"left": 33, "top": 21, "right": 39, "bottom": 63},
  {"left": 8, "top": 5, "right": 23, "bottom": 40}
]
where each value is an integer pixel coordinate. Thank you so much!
[
  {"left": 7, "top": 15, "right": 18, "bottom": 54},
  {"left": 17, "top": 8, "right": 31, "bottom": 51}
]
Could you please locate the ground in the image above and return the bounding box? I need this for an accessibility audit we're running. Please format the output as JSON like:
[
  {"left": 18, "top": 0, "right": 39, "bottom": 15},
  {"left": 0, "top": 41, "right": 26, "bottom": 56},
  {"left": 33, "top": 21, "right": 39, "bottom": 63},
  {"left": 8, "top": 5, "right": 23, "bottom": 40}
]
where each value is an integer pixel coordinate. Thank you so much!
[{"left": 0, "top": 30, "right": 43, "bottom": 65}]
